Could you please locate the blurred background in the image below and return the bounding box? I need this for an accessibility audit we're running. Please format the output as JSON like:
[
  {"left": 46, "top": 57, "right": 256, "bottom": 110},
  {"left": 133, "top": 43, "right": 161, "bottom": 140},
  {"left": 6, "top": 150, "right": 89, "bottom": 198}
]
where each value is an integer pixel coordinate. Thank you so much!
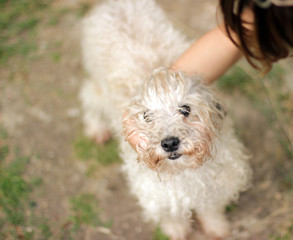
[{"left": 0, "top": 0, "right": 292, "bottom": 239}]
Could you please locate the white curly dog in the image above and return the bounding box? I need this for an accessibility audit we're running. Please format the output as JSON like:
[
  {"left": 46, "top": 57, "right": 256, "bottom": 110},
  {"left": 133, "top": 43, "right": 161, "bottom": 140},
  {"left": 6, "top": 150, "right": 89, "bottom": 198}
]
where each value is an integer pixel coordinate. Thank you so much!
[{"left": 80, "top": 0, "right": 252, "bottom": 239}]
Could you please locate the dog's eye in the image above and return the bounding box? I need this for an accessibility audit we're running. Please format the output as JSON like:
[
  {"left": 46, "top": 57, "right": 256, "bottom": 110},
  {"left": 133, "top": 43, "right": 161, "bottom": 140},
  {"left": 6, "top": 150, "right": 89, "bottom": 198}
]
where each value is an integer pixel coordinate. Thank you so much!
[
  {"left": 143, "top": 111, "right": 152, "bottom": 122},
  {"left": 179, "top": 105, "right": 191, "bottom": 117}
]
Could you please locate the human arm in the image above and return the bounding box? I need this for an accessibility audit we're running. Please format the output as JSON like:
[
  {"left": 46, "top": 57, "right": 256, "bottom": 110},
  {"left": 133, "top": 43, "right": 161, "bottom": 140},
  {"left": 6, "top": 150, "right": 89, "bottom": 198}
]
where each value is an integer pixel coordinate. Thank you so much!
[{"left": 171, "top": 24, "right": 243, "bottom": 84}]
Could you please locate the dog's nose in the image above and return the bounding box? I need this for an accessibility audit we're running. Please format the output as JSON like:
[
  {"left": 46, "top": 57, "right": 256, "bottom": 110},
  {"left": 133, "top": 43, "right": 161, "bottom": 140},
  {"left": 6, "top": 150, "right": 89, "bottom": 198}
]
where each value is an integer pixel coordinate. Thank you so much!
[{"left": 161, "top": 136, "right": 180, "bottom": 152}]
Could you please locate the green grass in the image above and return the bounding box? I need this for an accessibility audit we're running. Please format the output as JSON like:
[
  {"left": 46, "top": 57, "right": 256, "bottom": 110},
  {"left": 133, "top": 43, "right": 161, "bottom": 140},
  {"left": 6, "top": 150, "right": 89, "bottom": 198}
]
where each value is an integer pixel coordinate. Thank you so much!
[
  {"left": 0, "top": 156, "right": 30, "bottom": 225},
  {"left": 0, "top": 127, "right": 113, "bottom": 239},
  {"left": 47, "top": 193, "right": 111, "bottom": 239},
  {"left": 0, "top": 128, "right": 53, "bottom": 240},
  {"left": 69, "top": 193, "right": 111, "bottom": 230},
  {"left": 74, "top": 135, "right": 121, "bottom": 176},
  {"left": 47, "top": 8, "right": 71, "bottom": 26},
  {"left": 0, "top": 0, "right": 93, "bottom": 65},
  {"left": 271, "top": 223, "right": 293, "bottom": 240},
  {"left": 0, "top": 144, "right": 9, "bottom": 161},
  {"left": 76, "top": 3, "right": 91, "bottom": 18},
  {"left": 0, "top": 0, "right": 51, "bottom": 64},
  {"left": 153, "top": 227, "right": 169, "bottom": 240},
  {"left": 225, "top": 202, "right": 238, "bottom": 213},
  {"left": 50, "top": 52, "right": 61, "bottom": 62},
  {"left": 217, "top": 65, "right": 286, "bottom": 100},
  {"left": 218, "top": 64, "right": 293, "bottom": 191},
  {"left": 219, "top": 64, "right": 293, "bottom": 157},
  {"left": 217, "top": 65, "right": 255, "bottom": 92}
]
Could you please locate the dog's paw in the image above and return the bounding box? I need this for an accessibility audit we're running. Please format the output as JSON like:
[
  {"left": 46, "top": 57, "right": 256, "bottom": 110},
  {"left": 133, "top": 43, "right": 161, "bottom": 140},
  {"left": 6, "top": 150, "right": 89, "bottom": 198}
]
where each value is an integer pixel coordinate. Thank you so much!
[
  {"left": 160, "top": 219, "right": 191, "bottom": 240},
  {"left": 94, "top": 130, "right": 111, "bottom": 145},
  {"left": 198, "top": 211, "right": 230, "bottom": 239},
  {"left": 84, "top": 123, "right": 111, "bottom": 145}
]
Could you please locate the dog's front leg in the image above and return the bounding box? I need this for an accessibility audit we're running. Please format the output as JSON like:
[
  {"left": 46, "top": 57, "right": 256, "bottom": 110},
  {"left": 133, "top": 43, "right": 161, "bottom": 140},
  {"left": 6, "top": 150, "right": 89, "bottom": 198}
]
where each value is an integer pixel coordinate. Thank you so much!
[
  {"left": 196, "top": 208, "right": 230, "bottom": 239},
  {"left": 160, "top": 217, "right": 191, "bottom": 240}
]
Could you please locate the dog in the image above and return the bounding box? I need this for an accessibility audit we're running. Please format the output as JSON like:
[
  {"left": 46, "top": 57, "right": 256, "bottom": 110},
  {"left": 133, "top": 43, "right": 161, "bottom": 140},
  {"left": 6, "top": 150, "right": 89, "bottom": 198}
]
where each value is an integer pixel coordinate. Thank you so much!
[{"left": 80, "top": 0, "right": 252, "bottom": 239}]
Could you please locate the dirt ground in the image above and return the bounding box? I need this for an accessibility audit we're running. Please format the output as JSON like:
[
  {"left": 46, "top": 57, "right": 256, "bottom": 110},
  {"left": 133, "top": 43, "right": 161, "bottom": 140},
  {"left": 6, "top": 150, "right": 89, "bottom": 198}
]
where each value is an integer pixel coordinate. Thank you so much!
[{"left": 1, "top": 0, "right": 292, "bottom": 240}]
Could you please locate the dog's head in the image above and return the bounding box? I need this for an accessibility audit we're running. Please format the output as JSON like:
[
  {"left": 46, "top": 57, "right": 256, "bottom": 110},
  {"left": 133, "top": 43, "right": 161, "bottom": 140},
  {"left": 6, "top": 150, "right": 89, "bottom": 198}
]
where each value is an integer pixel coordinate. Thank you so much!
[{"left": 123, "top": 68, "right": 226, "bottom": 174}]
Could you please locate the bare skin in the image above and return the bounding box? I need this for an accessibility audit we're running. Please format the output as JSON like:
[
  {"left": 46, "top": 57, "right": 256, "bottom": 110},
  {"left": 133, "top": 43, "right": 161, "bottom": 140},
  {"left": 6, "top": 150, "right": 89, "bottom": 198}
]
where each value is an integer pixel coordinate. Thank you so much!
[
  {"left": 170, "top": 24, "right": 243, "bottom": 84},
  {"left": 170, "top": 7, "right": 254, "bottom": 83}
]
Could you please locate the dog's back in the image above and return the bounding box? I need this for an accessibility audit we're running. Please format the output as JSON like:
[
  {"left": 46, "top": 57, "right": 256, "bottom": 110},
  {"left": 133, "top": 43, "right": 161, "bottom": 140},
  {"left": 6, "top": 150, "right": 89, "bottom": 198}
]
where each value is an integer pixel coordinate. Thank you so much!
[{"left": 82, "top": 0, "right": 189, "bottom": 99}]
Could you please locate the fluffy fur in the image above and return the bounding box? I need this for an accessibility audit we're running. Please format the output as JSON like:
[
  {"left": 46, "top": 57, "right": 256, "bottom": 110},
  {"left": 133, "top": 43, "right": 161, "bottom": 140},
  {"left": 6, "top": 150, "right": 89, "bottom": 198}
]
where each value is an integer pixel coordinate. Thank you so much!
[{"left": 80, "top": 0, "right": 252, "bottom": 239}]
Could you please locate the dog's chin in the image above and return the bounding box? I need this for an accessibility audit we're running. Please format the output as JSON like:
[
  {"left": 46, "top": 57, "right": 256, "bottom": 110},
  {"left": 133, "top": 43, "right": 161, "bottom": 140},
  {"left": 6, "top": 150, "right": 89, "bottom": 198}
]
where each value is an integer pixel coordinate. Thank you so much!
[
  {"left": 138, "top": 147, "right": 206, "bottom": 173},
  {"left": 168, "top": 152, "right": 182, "bottom": 160},
  {"left": 153, "top": 153, "right": 203, "bottom": 174}
]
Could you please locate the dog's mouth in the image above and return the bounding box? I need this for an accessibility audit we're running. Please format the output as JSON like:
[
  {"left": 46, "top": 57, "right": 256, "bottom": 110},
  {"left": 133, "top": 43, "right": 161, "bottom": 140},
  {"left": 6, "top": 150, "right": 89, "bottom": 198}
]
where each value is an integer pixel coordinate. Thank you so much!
[{"left": 168, "top": 152, "right": 182, "bottom": 160}]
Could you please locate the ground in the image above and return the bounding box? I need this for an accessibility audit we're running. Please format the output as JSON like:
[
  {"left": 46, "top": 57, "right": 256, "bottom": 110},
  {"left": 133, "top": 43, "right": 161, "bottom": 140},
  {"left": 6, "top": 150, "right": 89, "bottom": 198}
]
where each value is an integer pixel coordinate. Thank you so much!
[{"left": 0, "top": 0, "right": 293, "bottom": 240}]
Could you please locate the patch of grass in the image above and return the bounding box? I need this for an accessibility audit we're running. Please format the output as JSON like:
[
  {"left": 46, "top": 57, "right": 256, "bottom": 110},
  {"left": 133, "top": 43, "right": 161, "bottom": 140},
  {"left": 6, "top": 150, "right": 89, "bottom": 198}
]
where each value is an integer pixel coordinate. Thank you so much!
[
  {"left": 219, "top": 64, "right": 293, "bottom": 157},
  {"left": 0, "top": 156, "right": 30, "bottom": 225},
  {"left": 39, "top": 221, "right": 53, "bottom": 240},
  {"left": 261, "top": 66, "right": 293, "bottom": 158},
  {"left": 225, "top": 202, "right": 238, "bottom": 213},
  {"left": 76, "top": 3, "right": 91, "bottom": 18},
  {"left": 217, "top": 65, "right": 254, "bottom": 92},
  {"left": 219, "top": 64, "right": 293, "bottom": 194},
  {"left": 74, "top": 135, "right": 121, "bottom": 170},
  {"left": 0, "top": 127, "right": 115, "bottom": 239},
  {"left": 0, "top": 127, "right": 54, "bottom": 239},
  {"left": 51, "top": 52, "right": 61, "bottom": 62},
  {"left": 0, "top": 41, "right": 37, "bottom": 63},
  {"left": 0, "top": 127, "right": 8, "bottom": 139},
  {"left": 0, "top": 145, "right": 9, "bottom": 162},
  {"left": 266, "top": 65, "right": 286, "bottom": 84},
  {"left": 153, "top": 227, "right": 169, "bottom": 240},
  {"left": 281, "top": 176, "right": 293, "bottom": 190},
  {"left": 271, "top": 223, "right": 293, "bottom": 240},
  {"left": 30, "top": 177, "right": 44, "bottom": 187},
  {"left": 47, "top": 8, "right": 70, "bottom": 26},
  {"left": 217, "top": 65, "right": 285, "bottom": 100},
  {"left": 69, "top": 193, "right": 112, "bottom": 230},
  {"left": 16, "top": 17, "right": 39, "bottom": 32},
  {"left": 0, "top": 0, "right": 51, "bottom": 64},
  {"left": 277, "top": 165, "right": 293, "bottom": 191}
]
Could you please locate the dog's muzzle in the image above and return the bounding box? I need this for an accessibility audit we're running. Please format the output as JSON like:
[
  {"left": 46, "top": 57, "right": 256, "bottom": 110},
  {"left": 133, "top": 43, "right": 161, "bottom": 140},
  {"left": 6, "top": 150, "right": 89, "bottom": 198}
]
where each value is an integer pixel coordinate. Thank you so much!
[{"left": 161, "top": 136, "right": 181, "bottom": 160}]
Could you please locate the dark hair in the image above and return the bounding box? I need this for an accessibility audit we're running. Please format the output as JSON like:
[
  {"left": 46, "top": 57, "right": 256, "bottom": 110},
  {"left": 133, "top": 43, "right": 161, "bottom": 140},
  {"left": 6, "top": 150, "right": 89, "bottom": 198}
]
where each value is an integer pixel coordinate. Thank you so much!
[{"left": 219, "top": 0, "right": 293, "bottom": 72}]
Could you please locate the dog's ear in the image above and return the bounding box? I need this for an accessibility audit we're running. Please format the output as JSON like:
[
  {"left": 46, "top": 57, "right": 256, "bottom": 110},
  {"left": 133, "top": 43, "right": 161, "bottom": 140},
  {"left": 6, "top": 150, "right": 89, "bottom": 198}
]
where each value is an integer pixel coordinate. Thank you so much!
[
  {"left": 122, "top": 112, "right": 149, "bottom": 154},
  {"left": 209, "top": 101, "right": 227, "bottom": 131},
  {"left": 214, "top": 102, "right": 227, "bottom": 119}
]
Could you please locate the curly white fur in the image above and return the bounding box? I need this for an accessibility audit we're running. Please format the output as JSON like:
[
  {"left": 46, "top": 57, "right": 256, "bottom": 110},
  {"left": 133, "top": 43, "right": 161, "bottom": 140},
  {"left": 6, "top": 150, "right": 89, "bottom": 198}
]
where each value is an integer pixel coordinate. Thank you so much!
[{"left": 80, "top": 0, "right": 252, "bottom": 239}]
